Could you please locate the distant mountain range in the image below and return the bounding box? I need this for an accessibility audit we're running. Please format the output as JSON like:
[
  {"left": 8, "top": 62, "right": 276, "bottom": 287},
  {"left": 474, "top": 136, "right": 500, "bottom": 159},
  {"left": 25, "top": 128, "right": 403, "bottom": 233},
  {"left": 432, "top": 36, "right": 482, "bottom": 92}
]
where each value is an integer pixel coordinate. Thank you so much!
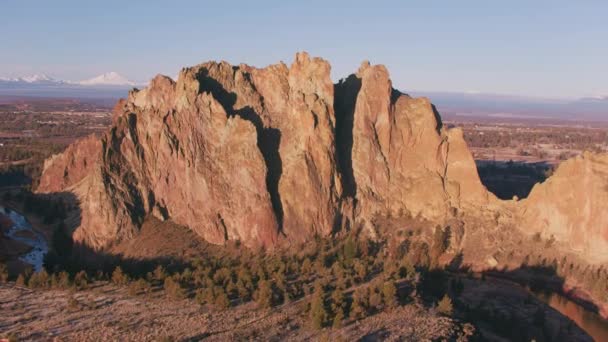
[
  {"left": 0, "top": 72, "right": 141, "bottom": 98},
  {"left": 0, "top": 72, "right": 138, "bottom": 87}
]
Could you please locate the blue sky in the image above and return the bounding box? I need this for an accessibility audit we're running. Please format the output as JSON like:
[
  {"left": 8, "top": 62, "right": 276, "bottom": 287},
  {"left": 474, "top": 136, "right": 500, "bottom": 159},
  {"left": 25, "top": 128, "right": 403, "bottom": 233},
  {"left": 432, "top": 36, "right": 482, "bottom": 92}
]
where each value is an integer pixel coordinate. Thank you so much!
[{"left": 1, "top": 0, "right": 606, "bottom": 98}]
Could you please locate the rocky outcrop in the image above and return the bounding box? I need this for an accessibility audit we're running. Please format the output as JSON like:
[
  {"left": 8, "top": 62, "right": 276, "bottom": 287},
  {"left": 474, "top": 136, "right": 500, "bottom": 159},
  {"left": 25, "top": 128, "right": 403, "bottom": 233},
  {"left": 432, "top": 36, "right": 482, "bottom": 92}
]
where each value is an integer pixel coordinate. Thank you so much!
[
  {"left": 37, "top": 135, "right": 101, "bottom": 193},
  {"left": 521, "top": 152, "right": 608, "bottom": 262},
  {"left": 37, "top": 53, "right": 495, "bottom": 250}
]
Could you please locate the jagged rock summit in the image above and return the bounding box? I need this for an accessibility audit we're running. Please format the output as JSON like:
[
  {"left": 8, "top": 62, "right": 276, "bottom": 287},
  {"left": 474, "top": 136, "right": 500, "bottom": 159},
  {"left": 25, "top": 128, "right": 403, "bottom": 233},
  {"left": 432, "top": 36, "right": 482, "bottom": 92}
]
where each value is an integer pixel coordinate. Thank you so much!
[{"left": 35, "top": 53, "right": 514, "bottom": 252}]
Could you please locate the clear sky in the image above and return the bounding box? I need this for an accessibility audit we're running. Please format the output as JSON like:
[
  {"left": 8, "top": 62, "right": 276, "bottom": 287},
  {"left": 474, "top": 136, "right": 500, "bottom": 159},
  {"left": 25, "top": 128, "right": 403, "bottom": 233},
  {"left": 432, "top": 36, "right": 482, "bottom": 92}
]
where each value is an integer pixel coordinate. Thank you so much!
[{"left": 1, "top": 0, "right": 606, "bottom": 98}]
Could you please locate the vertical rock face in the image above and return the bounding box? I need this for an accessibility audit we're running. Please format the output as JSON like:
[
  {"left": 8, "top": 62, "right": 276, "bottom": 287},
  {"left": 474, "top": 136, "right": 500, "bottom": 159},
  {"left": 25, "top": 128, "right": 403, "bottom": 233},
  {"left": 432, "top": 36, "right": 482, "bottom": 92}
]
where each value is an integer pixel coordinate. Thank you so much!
[
  {"left": 37, "top": 53, "right": 497, "bottom": 250},
  {"left": 521, "top": 152, "right": 608, "bottom": 262},
  {"left": 336, "top": 62, "right": 494, "bottom": 226},
  {"left": 194, "top": 53, "right": 342, "bottom": 241}
]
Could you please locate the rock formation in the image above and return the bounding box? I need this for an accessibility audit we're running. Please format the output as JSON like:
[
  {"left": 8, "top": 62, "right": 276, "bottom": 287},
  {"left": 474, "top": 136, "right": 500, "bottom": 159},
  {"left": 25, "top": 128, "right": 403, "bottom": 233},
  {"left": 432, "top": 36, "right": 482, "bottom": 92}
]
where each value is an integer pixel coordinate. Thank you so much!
[
  {"left": 44, "top": 52, "right": 608, "bottom": 260},
  {"left": 336, "top": 62, "right": 496, "bottom": 230},
  {"left": 520, "top": 152, "right": 608, "bottom": 262}
]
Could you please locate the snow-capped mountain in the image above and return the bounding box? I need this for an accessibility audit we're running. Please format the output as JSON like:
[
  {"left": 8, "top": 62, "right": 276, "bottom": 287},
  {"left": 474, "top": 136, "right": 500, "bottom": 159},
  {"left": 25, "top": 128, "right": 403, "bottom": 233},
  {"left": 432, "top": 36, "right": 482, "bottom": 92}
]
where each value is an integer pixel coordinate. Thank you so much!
[
  {"left": 0, "top": 74, "right": 64, "bottom": 84},
  {"left": 78, "top": 72, "right": 136, "bottom": 86},
  {"left": 0, "top": 72, "right": 139, "bottom": 98},
  {"left": 0, "top": 72, "right": 137, "bottom": 87}
]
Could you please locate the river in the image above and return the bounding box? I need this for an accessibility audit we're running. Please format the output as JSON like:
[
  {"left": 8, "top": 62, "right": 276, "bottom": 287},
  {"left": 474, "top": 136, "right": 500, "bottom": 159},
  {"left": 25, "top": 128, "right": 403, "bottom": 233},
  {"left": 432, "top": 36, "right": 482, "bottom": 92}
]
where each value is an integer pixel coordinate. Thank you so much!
[
  {"left": 1, "top": 205, "right": 48, "bottom": 272},
  {"left": 531, "top": 290, "right": 608, "bottom": 342}
]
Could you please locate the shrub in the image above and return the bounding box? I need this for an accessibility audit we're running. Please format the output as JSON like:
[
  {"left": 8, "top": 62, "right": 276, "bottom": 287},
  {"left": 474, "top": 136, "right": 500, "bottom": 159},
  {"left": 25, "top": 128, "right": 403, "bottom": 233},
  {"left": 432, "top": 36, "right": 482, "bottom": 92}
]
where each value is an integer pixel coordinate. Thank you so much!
[
  {"left": 28, "top": 269, "right": 49, "bottom": 289},
  {"left": 437, "top": 294, "right": 453, "bottom": 316},
  {"left": 15, "top": 274, "right": 26, "bottom": 287},
  {"left": 128, "top": 279, "right": 151, "bottom": 296},
  {"left": 164, "top": 277, "right": 186, "bottom": 300},
  {"left": 73, "top": 271, "right": 89, "bottom": 290},
  {"left": 111, "top": 266, "right": 130, "bottom": 286},
  {"left": 153, "top": 265, "right": 167, "bottom": 282},
  {"left": 51, "top": 271, "right": 71, "bottom": 288}
]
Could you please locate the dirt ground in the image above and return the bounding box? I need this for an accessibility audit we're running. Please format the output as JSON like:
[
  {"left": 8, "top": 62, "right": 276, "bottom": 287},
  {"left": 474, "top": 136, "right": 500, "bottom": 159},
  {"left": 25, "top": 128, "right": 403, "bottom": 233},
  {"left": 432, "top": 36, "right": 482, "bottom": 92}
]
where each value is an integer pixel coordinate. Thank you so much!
[{"left": 0, "top": 283, "right": 472, "bottom": 342}]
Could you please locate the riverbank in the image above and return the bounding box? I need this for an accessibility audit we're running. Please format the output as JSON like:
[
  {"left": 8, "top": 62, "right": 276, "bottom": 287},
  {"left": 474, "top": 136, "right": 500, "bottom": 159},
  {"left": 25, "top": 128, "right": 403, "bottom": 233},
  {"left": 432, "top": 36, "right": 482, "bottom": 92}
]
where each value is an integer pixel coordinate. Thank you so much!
[
  {"left": 1, "top": 211, "right": 32, "bottom": 257},
  {"left": 0, "top": 196, "right": 55, "bottom": 243},
  {"left": 455, "top": 274, "right": 595, "bottom": 341},
  {"left": 483, "top": 269, "right": 608, "bottom": 321},
  {"left": 0, "top": 202, "right": 50, "bottom": 273}
]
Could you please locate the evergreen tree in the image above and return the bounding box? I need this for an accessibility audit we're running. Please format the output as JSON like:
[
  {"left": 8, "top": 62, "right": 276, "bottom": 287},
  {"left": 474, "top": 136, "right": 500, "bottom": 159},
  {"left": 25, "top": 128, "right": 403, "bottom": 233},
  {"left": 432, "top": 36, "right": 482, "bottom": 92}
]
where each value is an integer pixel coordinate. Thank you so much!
[
  {"left": 437, "top": 294, "right": 453, "bottom": 316},
  {"left": 309, "top": 281, "right": 328, "bottom": 330},
  {"left": 255, "top": 280, "right": 273, "bottom": 309},
  {"left": 382, "top": 281, "right": 398, "bottom": 309},
  {"left": 111, "top": 266, "right": 129, "bottom": 285}
]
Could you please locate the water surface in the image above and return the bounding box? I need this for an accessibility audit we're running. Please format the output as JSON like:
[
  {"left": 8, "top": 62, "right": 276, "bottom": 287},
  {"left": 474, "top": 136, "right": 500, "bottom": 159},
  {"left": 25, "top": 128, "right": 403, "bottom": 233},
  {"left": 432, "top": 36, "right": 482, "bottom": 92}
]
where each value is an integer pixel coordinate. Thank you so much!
[
  {"left": 1, "top": 205, "right": 48, "bottom": 271},
  {"left": 532, "top": 290, "right": 608, "bottom": 342}
]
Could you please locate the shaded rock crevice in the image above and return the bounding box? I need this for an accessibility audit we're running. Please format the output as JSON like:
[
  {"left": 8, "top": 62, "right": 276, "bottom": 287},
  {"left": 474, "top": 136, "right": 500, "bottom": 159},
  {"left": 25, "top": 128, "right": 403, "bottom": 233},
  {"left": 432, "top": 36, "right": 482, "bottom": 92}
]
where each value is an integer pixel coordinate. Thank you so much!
[{"left": 334, "top": 75, "right": 361, "bottom": 199}]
